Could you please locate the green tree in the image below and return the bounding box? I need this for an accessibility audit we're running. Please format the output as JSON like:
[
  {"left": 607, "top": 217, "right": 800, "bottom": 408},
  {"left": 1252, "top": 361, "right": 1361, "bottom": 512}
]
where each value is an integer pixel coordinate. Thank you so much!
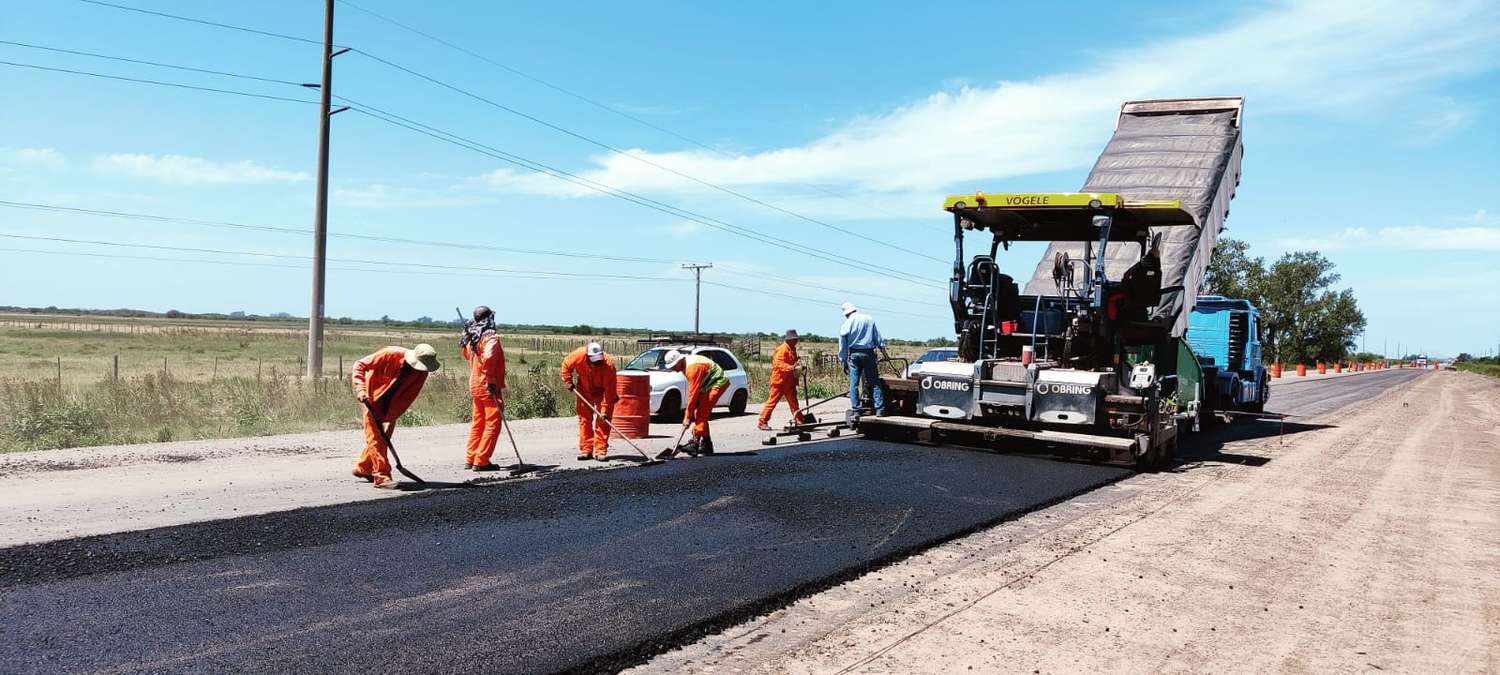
[
  {"left": 1204, "top": 238, "right": 1264, "bottom": 301},
  {"left": 1206, "top": 240, "right": 1365, "bottom": 365}
]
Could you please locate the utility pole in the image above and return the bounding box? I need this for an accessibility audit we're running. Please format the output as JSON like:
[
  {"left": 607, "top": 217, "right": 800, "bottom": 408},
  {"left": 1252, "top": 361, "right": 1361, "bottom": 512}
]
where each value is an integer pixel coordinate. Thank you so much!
[
  {"left": 681, "top": 262, "right": 712, "bottom": 335},
  {"left": 306, "top": 0, "right": 349, "bottom": 378}
]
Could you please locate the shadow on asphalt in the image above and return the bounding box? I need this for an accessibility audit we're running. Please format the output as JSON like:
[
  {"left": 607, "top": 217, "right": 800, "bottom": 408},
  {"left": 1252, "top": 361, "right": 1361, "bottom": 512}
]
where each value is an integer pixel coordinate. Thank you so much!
[{"left": 1168, "top": 418, "right": 1335, "bottom": 470}]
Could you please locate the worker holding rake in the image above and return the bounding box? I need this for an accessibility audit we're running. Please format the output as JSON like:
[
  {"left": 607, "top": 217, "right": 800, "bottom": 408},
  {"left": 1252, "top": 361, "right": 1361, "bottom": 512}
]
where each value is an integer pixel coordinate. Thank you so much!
[
  {"left": 351, "top": 344, "right": 440, "bottom": 489},
  {"left": 757, "top": 329, "right": 802, "bottom": 431},
  {"left": 461, "top": 306, "right": 507, "bottom": 471},
  {"left": 562, "top": 342, "right": 617, "bottom": 461}
]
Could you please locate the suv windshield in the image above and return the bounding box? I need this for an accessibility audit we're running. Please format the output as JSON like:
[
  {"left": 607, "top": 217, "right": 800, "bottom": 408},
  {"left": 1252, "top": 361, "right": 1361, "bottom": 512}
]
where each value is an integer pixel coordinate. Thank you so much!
[{"left": 625, "top": 348, "right": 669, "bottom": 371}]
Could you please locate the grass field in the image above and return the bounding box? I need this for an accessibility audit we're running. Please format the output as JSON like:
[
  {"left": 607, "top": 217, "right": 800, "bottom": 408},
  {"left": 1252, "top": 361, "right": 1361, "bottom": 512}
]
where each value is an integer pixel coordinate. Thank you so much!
[
  {"left": 0, "top": 314, "right": 924, "bottom": 452},
  {"left": 1457, "top": 361, "right": 1500, "bottom": 380}
]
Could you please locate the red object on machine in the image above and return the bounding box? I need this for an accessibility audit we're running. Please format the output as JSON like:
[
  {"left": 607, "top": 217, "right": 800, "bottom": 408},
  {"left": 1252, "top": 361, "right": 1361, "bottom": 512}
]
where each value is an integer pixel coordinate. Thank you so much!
[
  {"left": 1001, "top": 320, "right": 1017, "bottom": 335},
  {"left": 611, "top": 372, "right": 651, "bottom": 438}
]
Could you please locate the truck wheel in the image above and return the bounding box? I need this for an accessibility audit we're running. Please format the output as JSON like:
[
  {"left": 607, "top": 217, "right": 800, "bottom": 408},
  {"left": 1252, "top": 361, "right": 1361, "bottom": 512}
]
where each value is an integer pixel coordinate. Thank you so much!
[
  {"left": 656, "top": 391, "right": 683, "bottom": 423},
  {"left": 729, "top": 389, "right": 748, "bottom": 415}
]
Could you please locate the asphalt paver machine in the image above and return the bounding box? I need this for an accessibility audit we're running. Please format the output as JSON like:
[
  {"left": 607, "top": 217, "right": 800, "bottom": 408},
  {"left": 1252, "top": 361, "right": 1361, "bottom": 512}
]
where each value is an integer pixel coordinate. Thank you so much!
[{"left": 864, "top": 97, "right": 1245, "bottom": 468}]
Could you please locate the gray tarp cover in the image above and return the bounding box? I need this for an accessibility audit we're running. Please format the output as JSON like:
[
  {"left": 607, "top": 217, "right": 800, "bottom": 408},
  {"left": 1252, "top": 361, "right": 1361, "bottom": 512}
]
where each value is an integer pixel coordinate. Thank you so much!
[{"left": 1022, "top": 108, "right": 1243, "bottom": 336}]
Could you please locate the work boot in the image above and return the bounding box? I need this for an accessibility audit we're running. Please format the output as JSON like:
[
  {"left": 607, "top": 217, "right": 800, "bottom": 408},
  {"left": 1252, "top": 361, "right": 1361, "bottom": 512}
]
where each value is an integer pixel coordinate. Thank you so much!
[
  {"left": 679, "top": 438, "right": 701, "bottom": 457},
  {"left": 471, "top": 463, "right": 501, "bottom": 472},
  {"left": 700, "top": 437, "right": 715, "bottom": 455},
  {"left": 594, "top": 453, "right": 610, "bottom": 462},
  {"left": 876, "top": 408, "right": 891, "bottom": 417},
  {"left": 463, "top": 463, "right": 473, "bottom": 471},
  {"left": 352, "top": 470, "right": 373, "bottom": 482},
  {"left": 757, "top": 422, "right": 773, "bottom": 432},
  {"left": 576, "top": 452, "right": 592, "bottom": 461},
  {"left": 372, "top": 478, "right": 399, "bottom": 490}
]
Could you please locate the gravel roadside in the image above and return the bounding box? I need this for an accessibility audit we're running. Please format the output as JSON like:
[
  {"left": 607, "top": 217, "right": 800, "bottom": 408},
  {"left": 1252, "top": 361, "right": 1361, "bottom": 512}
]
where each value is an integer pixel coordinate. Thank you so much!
[{"left": 639, "top": 370, "right": 1497, "bottom": 673}]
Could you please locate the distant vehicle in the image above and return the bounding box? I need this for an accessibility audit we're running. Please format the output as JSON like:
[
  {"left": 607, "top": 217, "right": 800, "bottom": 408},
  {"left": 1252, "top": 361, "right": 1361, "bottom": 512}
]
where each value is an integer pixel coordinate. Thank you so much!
[
  {"left": 621, "top": 344, "right": 751, "bottom": 421},
  {"left": 905, "top": 347, "right": 960, "bottom": 377},
  {"left": 1414, "top": 357, "right": 1429, "bottom": 367}
]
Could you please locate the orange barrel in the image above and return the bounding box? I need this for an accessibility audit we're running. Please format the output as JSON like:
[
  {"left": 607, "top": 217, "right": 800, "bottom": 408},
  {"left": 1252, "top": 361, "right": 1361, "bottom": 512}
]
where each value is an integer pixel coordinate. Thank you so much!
[
  {"left": 1317, "top": 362, "right": 1327, "bottom": 374},
  {"left": 611, "top": 372, "right": 651, "bottom": 439},
  {"left": 1296, "top": 364, "right": 1307, "bottom": 376},
  {"left": 1271, "top": 363, "right": 1282, "bottom": 379},
  {"left": 1334, "top": 363, "right": 1342, "bottom": 373}
]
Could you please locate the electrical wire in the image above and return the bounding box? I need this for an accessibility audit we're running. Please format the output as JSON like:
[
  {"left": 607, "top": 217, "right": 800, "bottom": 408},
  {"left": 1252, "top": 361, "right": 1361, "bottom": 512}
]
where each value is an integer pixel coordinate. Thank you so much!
[
  {"left": 346, "top": 48, "right": 947, "bottom": 264},
  {"left": 0, "top": 40, "right": 306, "bottom": 87},
  {"left": 75, "top": 0, "right": 326, "bottom": 46},
  {"left": 340, "top": 98, "right": 946, "bottom": 289},
  {"left": 333, "top": 0, "right": 935, "bottom": 229},
  {"left": 714, "top": 264, "right": 935, "bottom": 307},
  {"left": 72, "top": 0, "right": 946, "bottom": 262},
  {"left": 0, "top": 59, "right": 317, "bottom": 105},
  {"left": 0, "top": 233, "right": 675, "bottom": 282},
  {"left": 0, "top": 200, "right": 677, "bottom": 265},
  {"left": 701, "top": 281, "right": 941, "bottom": 321}
]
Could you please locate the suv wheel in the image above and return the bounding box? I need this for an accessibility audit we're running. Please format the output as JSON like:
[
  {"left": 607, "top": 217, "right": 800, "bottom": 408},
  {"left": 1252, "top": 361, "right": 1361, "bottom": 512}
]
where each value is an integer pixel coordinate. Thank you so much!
[{"left": 655, "top": 390, "right": 683, "bottom": 423}]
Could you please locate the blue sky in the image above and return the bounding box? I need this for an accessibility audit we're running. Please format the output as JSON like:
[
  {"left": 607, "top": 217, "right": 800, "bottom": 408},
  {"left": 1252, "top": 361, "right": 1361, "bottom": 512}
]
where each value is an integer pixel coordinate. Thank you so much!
[{"left": 1, "top": 0, "right": 1497, "bottom": 357}]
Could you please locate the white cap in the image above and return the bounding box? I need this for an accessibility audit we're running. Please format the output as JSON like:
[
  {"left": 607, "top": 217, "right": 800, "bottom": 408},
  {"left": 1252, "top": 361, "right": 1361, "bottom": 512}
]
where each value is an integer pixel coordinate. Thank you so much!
[
  {"left": 841, "top": 302, "right": 857, "bottom": 316},
  {"left": 586, "top": 342, "right": 604, "bottom": 362},
  {"left": 663, "top": 349, "right": 685, "bottom": 369}
]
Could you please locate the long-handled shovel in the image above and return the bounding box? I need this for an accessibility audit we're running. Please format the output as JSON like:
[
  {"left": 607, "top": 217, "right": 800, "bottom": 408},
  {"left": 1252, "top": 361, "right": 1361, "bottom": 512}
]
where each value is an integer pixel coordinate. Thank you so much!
[
  {"left": 497, "top": 401, "right": 538, "bottom": 475},
  {"left": 571, "top": 390, "right": 665, "bottom": 466},
  {"left": 360, "top": 400, "right": 424, "bottom": 483},
  {"left": 655, "top": 424, "right": 692, "bottom": 460}
]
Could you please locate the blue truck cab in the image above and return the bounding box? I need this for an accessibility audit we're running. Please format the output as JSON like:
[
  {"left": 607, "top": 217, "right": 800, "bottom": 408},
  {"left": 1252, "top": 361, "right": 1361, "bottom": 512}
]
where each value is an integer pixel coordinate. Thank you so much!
[{"left": 1187, "top": 295, "right": 1269, "bottom": 413}]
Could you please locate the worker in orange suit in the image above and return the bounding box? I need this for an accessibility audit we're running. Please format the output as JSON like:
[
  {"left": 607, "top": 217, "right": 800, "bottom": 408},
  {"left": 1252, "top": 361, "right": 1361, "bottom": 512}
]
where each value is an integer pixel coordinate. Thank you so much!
[
  {"left": 665, "top": 350, "right": 728, "bottom": 455},
  {"left": 561, "top": 342, "right": 618, "bottom": 461},
  {"left": 461, "top": 305, "right": 506, "bottom": 471},
  {"left": 758, "top": 329, "right": 802, "bottom": 431},
  {"left": 351, "top": 344, "right": 440, "bottom": 489}
]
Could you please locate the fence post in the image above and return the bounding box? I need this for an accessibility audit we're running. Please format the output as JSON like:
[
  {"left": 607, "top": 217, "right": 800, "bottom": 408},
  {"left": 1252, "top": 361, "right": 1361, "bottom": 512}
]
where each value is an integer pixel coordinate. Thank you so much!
[
  {"left": 56, "top": 356, "right": 61, "bottom": 384},
  {"left": 338, "top": 354, "right": 343, "bottom": 378},
  {"left": 113, "top": 354, "right": 119, "bottom": 381},
  {"left": 162, "top": 356, "right": 168, "bottom": 377},
  {"left": 213, "top": 357, "right": 218, "bottom": 381}
]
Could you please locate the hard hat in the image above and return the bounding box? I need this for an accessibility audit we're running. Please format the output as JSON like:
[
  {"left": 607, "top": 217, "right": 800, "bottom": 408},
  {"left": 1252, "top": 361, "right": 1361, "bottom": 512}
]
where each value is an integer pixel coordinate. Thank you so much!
[
  {"left": 586, "top": 342, "right": 604, "bottom": 362},
  {"left": 662, "top": 349, "right": 685, "bottom": 370},
  {"left": 784, "top": 329, "right": 799, "bottom": 341},
  {"left": 841, "top": 302, "right": 857, "bottom": 316},
  {"left": 472, "top": 305, "right": 493, "bottom": 322},
  {"left": 404, "top": 343, "right": 441, "bottom": 372}
]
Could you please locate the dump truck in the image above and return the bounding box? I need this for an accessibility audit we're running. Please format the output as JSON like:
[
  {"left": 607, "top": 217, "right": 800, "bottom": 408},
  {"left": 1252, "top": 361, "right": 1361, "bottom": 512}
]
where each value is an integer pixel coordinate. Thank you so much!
[
  {"left": 1189, "top": 296, "right": 1269, "bottom": 415},
  {"left": 863, "top": 97, "right": 1247, "bottom": 467}
]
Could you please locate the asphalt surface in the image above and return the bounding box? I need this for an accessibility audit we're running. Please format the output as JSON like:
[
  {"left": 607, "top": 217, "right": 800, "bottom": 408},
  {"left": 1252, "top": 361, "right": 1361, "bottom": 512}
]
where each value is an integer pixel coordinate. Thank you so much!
[{"left": 0, "top": 369, "right": 1425, "bottom": 674}]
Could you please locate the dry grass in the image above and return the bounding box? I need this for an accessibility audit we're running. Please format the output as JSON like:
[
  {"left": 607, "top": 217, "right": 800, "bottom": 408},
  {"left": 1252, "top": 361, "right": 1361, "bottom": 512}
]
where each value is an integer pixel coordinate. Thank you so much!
[{"left": 0, "top": 317, "right": 929, "bottom": 452}]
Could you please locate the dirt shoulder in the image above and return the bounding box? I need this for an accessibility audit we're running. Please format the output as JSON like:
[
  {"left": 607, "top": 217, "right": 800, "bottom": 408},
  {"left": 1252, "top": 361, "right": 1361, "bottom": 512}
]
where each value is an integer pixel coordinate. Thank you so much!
[{"left": 642, "top": 370, "right": 1499, "bottom": 673}]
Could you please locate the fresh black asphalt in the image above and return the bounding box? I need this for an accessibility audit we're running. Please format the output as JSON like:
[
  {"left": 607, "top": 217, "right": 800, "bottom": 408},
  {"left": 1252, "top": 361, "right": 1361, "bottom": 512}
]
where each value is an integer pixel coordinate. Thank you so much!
[{"left": 0, "top": 369, "right": 1423, "bottom": 674}]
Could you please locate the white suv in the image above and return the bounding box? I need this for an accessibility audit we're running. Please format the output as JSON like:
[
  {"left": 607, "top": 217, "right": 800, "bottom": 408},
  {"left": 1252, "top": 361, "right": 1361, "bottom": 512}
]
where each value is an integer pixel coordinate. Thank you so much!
[{"left": 621, "top": 345, "right": 751, "bottom": 421}]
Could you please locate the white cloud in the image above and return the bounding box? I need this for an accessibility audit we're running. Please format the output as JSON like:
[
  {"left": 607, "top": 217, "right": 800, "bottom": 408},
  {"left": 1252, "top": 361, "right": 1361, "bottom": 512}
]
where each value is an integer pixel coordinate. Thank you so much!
[
  {"left": 469, "top": 0, "right": 1498, "bottom": 214},
  {"left": 92, "top": 154, "right": 309, "bottom": 184},
  {"left": 1, "top": 147, "right": 67, "bottom": 170},
  {"left": 1278, "top": 224, "right": 1500, "bottom": 252},
  {"left": 331, "top": 183, "right": 497, "bottom": 209}
]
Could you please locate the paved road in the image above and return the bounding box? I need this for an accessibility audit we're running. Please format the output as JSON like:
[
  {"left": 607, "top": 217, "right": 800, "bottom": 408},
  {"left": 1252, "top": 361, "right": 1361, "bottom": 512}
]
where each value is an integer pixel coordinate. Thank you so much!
[{"left": 0, "top": 370, "right": 1425, "bottom": 674}]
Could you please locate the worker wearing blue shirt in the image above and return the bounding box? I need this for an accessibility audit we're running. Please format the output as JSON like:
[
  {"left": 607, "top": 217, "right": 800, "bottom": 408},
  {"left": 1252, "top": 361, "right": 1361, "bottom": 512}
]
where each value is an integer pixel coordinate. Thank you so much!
[{"left": 838, "top": 302, "right": 888, "bottom": 415}]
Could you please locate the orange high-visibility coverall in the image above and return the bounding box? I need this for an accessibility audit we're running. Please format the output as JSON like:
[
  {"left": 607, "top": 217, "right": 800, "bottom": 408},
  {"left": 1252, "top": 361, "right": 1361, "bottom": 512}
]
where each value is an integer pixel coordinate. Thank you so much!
[
  {"left": 463, "top": 332, "right": 506, "bottom": 466},
  {"left": 351, "top": 347, "right": 429, "bottom": 482},
  {"left": 684, "top": 354, "right": 728, "bottom": 439},
  {"left": 757, "top": 341, "right": 801, "bottom": 426},
  {"left": 561, "top": 347, "right": 618, "bottom": 457}
]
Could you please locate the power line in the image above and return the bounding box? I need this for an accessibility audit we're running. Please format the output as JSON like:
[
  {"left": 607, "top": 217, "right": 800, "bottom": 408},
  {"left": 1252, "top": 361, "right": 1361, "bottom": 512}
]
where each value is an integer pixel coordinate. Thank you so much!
[
  {"left": 0, "top": 59, "right": 317, "bottom": 105},
  {"left": 0, "top": 232, "right": 672, "bottom": 281},
  {"left": 347, "top": 48, "right": 947, "bottom": 264},
  {"left": 0, "top": 200, "right": 676, "bottom": 265},
  {"left": 702, "top": 281, "right": 941, "bottom": 321},
  {"left": 71, "top": 0, "right": 945, "bottom": 263},
  {"left": 340, "top": 98, "right": 946, "bottom": 289},
  {"left": 75, "top": 0, "right": 326, "bottom": 46},
  {"left": 715, "top": 264, "right": 935, "bottom": 307},
  {"left": 333, "top": 0, "right": 930, "bottom": 229},
  {"left": 0, "top": 40, "right": 305, "bottom": 87},
  {"left": 7, "top": 37, "right": 942, "bottom": 288}
]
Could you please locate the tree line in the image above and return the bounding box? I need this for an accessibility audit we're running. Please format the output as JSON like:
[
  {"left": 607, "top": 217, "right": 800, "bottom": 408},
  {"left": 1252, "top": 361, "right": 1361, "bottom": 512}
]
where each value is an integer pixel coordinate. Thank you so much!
[{"left": 1205, "top": 238, "right": 1366, "bottom": 365}]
